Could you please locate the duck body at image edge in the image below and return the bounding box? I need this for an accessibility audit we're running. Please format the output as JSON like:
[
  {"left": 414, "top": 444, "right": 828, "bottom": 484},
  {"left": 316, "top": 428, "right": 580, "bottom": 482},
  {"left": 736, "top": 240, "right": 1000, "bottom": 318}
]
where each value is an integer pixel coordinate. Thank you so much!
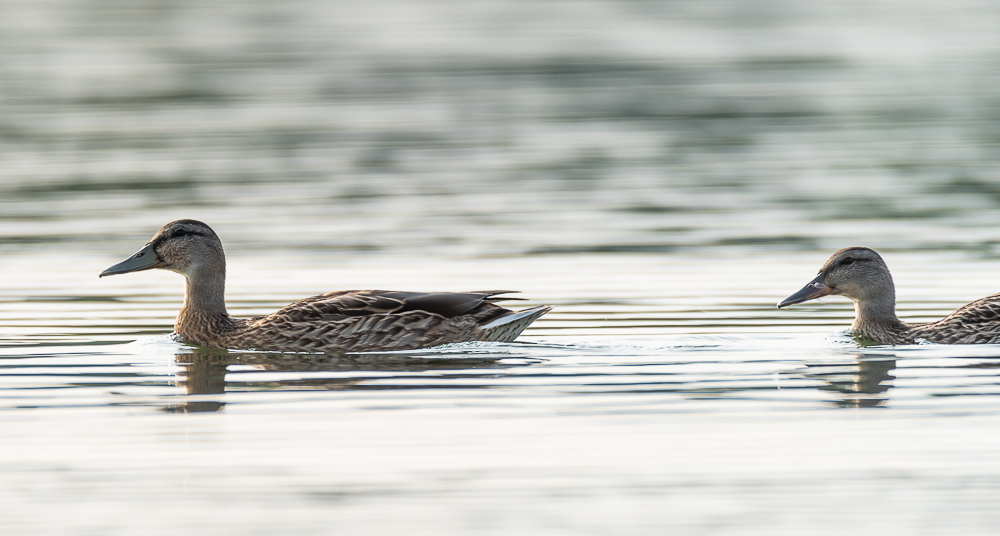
[
  {"left": 100, "top": 220, "right": 551, "bottom": 353},
  {"left": 779, "top": 246, "right": 1000, "bottom": 345}
]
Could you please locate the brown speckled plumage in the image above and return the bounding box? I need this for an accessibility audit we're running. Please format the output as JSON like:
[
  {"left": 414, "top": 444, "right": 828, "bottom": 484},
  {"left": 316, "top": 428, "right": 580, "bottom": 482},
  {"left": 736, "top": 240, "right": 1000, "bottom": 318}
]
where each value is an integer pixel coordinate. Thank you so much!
[
  {"left": 778, "top": 246, "right": 1000, "bottom": 345},
  {"left": 101, "top": 220, "right": 550, "bottom": 352}
]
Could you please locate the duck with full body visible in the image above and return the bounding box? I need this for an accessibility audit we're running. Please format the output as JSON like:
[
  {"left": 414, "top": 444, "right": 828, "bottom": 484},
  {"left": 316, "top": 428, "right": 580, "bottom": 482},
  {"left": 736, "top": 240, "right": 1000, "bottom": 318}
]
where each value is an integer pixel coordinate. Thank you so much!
[{"left": 101, "top": 219, "right": 550, "bottom": 353}]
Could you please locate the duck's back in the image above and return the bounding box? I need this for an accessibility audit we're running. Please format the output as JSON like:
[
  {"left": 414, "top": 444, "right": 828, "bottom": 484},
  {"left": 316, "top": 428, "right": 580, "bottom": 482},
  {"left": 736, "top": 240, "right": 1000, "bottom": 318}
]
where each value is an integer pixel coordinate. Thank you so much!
[
  {"left": 907, "top": 293, "right": 1000, "bottom": 344},
  {"left": 223, "top": 290, "right": 546, "bottom": 352}
]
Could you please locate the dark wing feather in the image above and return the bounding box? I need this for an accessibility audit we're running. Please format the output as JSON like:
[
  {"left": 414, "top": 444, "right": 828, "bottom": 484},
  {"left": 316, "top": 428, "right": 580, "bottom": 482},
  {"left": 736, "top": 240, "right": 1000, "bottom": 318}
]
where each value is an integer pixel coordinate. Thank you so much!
[
  {"left": 388, "top": 290, "right": 519, "bottom": 317},
  {"left": 270, "top": 290, "right": 518, "bottom": 321}
]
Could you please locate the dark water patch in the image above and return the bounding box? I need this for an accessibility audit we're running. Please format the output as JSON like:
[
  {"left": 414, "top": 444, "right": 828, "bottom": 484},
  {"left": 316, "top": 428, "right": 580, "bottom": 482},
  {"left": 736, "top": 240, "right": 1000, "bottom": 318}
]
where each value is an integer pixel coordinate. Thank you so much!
[
  {"left": 88, "top": 329, "right": 174, "bottom": 337},
  {"left": 613, "top": 205, "right": 698, "bottom": 214},
  {"left": 815, "top": 199, "right": 962, "bottom": 221},
  {"left": 711, "top": 236, "right": 819, "bottom": 249},
  {"left": 614, "top": 106, "right": 822, "bottom": 122},
  {"left": 12, "top": 178, "right": 200, "bottom": 197},
  {"left": 650, "top": 226, "right": 697, "bottom": 234},
  {"left": 0, "top": 234, "right": 119, "bottom": 246},
  {"left": 368, "top": 57, "right": 689, "bottom": 82},
  {"left": 318, "top": 57, "right": 700, "bottom": 101},
  {"left": 0, "top": 213, "right": 65, "bottom": 222},
  {"left": 364, "top": 131, "right": 452, "bottom": 147},
  {"left": 72, "top": 89, "right": 235, "bottom": 106},
  {"left": 932, "top": 178, "right": 1000, "bottom": 199},
  {"left": 332, "top": 186, "right": 387, "bottom": 200},
  {"left": 525, "top": 153, "right": 618, "bottom": 172},
  {"left": 353, "top": 57, "right": 825, "bottom": 124},
  {"left": 542, "top": 104, "right": 823, "bottom": 124},
  {"left": 163, "top": 48, "right": 320, "bottom": 70},
  {"left": 734, "top": 56, "right": 849, "bottom": 70},
  {"left": 354, "top": 149, "right": 400, "bottom": 170},
  {"left": 527, "top": 236, "right": 821, "bottom": 254},
  {"left": 251, "top": 243, "right": 384, "bottom": 253},
  {"left": 869, "top": 107, "right": 952, "bottom": 124},
  {"left": 0, "top": 340, "right": 136, "bottom": 352},
  {"left": 527, "top": 243, "right": 680, "bottom": 255},
  {"left": 556, "top": 299, "right": 645, "bottom": 307},
  {"left": 24, "top": 296, "right": 125, "bottom": 303},
  {"left": 954, "top": 361, "right": 1000, "bottom": 369}
]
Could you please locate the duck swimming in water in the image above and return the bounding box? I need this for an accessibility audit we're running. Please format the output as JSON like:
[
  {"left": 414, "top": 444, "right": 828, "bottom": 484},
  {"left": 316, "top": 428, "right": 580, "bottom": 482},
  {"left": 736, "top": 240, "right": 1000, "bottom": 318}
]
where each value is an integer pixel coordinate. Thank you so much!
[
  {"left": 100, "top": 219, "right": 551, "bottom": 352},
  {"left": 778, "top": 246, "right": 1000, "bottom": 345}
]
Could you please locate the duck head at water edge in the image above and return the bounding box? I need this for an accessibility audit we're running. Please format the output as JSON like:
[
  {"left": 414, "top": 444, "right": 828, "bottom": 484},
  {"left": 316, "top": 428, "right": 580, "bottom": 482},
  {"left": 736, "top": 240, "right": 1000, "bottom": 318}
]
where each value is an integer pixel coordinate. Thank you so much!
[
  {"left": 778, "top": 247, "right": 904, "bottom": 343},
  {"left": 100, "top": 219, "right": 229, "bottom": 320},
  {"left": 778, "top": 246, "right": 1000, "bottom": 345}
]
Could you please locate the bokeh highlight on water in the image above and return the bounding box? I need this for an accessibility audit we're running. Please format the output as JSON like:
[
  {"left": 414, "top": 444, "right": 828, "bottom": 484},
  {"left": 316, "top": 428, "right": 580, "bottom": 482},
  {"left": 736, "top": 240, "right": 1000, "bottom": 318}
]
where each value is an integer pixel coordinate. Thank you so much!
[{"left": 3, "top": 0, "right": 1000, "bottom": 534}]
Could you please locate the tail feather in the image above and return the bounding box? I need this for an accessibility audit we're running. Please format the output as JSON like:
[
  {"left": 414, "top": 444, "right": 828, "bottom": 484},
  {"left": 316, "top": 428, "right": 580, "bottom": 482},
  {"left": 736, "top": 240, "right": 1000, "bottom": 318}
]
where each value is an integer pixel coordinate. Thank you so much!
[
  {"left": 477, "top": 305, "right": 551, "bottom": 342},
  {"left": 471, "top": 290, "right": 526, "bottom": 303}
]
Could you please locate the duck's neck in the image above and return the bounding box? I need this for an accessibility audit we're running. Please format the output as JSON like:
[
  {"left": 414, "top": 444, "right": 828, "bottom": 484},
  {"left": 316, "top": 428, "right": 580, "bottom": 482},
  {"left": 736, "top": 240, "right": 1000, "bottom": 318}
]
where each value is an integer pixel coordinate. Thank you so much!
[
  {"left": 852, "top": 297, "right": 908, "bottom": 343},
  {"left": 176, "top": 264, "right": 232, "bottom": 333}
]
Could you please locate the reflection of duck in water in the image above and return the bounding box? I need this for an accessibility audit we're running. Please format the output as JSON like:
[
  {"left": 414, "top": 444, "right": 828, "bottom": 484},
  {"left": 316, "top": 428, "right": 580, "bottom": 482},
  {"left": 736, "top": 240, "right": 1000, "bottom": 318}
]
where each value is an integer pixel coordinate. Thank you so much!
[
  {"left": 101, "top": 220, "right": 550, "bottom": 352},
  {"left": 779, "top": 247, "right": 1000, "bottom": 345},
  {"left": 171, "top": 352, "right": 228, "bottom": 413},
  {"left": 169, "top": 349, "right": 532, "bottom": 413},
  {"left": 804, "top": 358, "right": 896, "bottom": 408}
]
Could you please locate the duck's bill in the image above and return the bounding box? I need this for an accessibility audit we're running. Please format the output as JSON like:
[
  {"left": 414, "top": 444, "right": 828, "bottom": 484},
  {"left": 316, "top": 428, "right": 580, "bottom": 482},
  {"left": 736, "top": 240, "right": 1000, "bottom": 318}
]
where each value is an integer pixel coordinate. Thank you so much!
[
  {"left": 777, "top": 273, "right": 833, "bottom": 308},
  {"left": 99, "top": 243, "right": 164, "bottom": 277}
]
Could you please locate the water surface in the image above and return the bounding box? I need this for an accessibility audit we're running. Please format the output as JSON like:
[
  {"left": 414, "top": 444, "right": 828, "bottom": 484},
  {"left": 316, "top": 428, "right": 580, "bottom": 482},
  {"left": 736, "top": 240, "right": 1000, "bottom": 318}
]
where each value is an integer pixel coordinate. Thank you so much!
[{"left": 3, "top": 0, "right": 1000, "bottom": 534}]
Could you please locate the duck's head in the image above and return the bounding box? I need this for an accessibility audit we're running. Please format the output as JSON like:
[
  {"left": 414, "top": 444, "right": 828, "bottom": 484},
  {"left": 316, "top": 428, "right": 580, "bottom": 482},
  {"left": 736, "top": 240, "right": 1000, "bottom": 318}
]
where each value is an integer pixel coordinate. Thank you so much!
[
  {"left": 777, "top": 247, "right": 894, "bottom": 308},
  {"left": 100, "top": 219, "right": 225, "bottom": 278}
]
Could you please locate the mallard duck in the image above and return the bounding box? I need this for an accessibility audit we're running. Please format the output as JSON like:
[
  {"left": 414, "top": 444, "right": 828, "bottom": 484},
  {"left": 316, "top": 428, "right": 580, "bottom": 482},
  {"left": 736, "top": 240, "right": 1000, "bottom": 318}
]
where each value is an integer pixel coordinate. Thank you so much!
[
  {"left": 777, "top": 246, "right": 1000, "bottom": 344},
  {"left": 100, "top": 219, "right": 551, "bottom": 352}
]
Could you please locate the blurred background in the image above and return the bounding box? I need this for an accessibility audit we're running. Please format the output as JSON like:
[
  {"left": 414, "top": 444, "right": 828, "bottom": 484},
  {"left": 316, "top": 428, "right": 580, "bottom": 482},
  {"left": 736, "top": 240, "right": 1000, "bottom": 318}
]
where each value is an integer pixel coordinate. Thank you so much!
[
  {"left": 3, "top": 0, "right": 1000, "bottom": 534},
  {"left": 2, "top": 0, "right": 1000, "bottom": 258}
]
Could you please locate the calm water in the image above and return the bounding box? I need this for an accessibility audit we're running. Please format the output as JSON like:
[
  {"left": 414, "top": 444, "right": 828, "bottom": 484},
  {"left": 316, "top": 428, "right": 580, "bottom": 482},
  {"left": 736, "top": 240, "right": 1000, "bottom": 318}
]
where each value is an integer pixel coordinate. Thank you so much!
[{"left": 4, "top": 0, "right": 1000, "bottom": 534}]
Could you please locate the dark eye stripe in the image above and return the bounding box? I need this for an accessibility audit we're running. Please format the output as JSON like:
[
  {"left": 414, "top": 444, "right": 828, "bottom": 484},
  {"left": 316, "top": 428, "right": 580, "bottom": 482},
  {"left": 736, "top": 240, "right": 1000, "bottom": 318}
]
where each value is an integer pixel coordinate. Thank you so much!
[
  {"left": 840, "top": 257, "right": 871, "bottom": 266},
  {"left": 171, "top": 229, "right": 204, "bottom": 239}
]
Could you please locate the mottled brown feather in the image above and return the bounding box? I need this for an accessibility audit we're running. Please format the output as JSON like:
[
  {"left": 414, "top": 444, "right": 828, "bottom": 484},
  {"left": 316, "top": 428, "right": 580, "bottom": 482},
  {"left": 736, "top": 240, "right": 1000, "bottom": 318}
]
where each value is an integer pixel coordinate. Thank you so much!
[{"left": 193, "top": 291, "right": 523, "bottom": 352}]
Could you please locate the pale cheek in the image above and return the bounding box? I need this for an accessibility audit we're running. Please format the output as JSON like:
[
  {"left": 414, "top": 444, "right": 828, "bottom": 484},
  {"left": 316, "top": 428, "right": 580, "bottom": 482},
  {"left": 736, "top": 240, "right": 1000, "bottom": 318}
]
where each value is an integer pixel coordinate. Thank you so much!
[
  {"left": 164, "top": 256, "right": 193, "bottom": 275},
  {"left": 836, "top": 283, "right": 865, "bottom": 300},
  {"left": 164, "top": 261, "right": 188, "bottom": 275}
]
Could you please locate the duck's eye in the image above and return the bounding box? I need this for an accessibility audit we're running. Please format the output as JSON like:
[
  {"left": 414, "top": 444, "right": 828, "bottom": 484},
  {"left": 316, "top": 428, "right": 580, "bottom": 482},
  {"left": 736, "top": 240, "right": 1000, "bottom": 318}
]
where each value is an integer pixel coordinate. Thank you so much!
[
  {"left": 171, "top": 229, "right": 200, "bottom": 239},
  {"left": 841, "top": 257, "right": 855, "bottom": 266}
]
